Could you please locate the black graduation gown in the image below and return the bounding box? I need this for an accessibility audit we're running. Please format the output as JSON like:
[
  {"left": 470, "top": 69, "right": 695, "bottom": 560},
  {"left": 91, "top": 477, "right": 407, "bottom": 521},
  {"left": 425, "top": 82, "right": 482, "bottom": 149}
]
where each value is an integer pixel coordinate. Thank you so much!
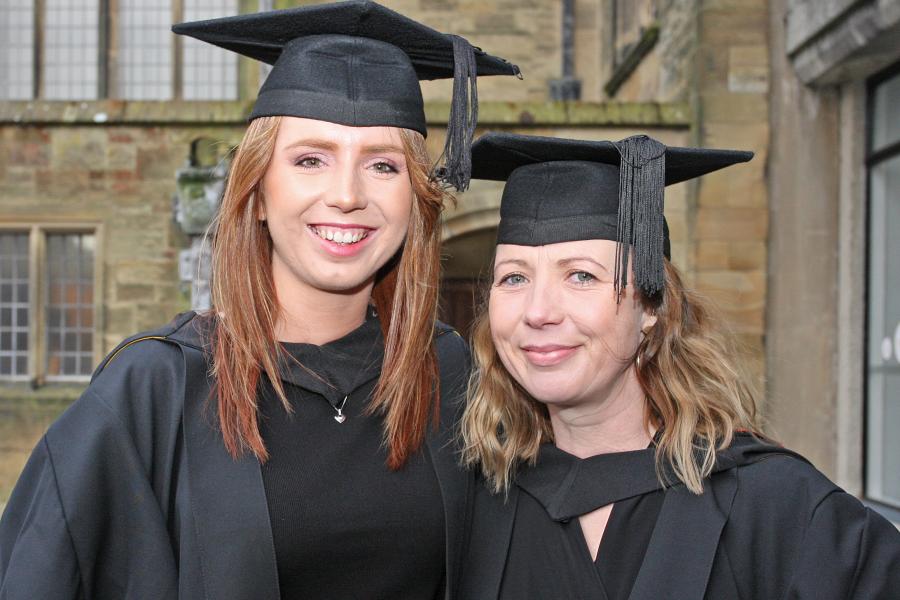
[
  {"left": 459, "top": 434, "right": 900, "bottom": 600},
  {"left": 0, "top": 311, "right": 472, "bottom": 600}
]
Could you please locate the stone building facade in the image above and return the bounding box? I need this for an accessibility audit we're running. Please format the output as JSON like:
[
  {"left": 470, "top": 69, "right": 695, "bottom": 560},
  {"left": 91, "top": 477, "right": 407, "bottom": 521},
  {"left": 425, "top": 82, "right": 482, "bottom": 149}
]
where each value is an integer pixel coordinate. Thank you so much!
[{"left": 0, "top": 0, "right": 897, "bottom": 521}]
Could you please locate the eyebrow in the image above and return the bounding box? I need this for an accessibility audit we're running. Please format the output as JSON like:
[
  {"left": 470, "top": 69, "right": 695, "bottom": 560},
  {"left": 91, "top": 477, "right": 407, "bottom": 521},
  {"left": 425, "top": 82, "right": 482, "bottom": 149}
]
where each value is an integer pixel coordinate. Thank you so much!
[
  {"left": 493, "top": 258, "right": 529, "bottom": 272},
  {"left": 282, "top": 139, "right": 405, "bottom": 155},
  {"left": 557, "top": 256, "right": 611, "bottom": 273}
]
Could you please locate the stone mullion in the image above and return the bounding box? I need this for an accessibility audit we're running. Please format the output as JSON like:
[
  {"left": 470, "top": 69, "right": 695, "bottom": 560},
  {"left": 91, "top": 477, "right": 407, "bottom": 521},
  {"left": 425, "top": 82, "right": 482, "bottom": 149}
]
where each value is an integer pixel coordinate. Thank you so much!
[
  {"left": 172, "top": 0, "right": 183, "bottom": 100},
  {"left": 34, "top": 0, "right": 44, "bottom": 99}
]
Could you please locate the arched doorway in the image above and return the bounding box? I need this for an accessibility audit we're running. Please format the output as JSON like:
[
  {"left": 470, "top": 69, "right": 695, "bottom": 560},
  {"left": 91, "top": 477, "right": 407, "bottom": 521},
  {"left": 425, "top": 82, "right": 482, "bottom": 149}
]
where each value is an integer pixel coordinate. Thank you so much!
[{"left": 439, "top": 226, "right": 497, "bottom": 339}]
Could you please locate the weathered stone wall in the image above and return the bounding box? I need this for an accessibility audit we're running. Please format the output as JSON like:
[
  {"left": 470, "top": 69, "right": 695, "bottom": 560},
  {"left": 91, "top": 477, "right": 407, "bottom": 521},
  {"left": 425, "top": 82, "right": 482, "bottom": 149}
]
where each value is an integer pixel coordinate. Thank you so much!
[
  {"left": 595, "top": 0, "right": 771, "bottom": 379},
  {"left": 693, "top": 0, "right": 770, "bottom": 377},
  {"left": 1, "top": 121, "right": 244, "bottom": 350}
]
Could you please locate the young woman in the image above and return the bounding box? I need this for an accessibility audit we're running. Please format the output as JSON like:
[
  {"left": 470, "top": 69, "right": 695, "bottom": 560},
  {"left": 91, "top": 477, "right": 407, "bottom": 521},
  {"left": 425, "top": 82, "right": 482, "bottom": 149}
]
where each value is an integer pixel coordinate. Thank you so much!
[
  {"left": 459, "top": 132, "right": 900, "bottom": 599},
  {"left": 0, "top": 3, "right": 518, "bottom": 599}
]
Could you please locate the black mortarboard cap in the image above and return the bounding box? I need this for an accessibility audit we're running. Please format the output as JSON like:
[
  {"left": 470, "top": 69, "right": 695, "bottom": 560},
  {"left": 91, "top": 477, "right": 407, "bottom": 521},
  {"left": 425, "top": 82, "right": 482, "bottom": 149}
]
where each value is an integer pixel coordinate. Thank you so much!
[
  {"left": 471, "top": 132, "right": 754, "bottom": 298},
  {"left": 173, "top": 0, "right": 520, "bottom": 191}
]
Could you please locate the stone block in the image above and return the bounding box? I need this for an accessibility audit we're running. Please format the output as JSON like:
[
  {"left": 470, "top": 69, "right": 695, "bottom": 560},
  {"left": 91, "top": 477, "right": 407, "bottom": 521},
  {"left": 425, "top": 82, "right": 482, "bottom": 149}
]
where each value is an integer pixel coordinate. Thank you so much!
[
  {"left": 154, "top": 282, "right": 189, "bottom": 305},
  {"left": 695, "top": 241, "right": 730, "bottom": 270},
  {"left": 35, "top": 169, "right": 92, "bottom": 197},
  {"left": 699, "top": 8, "right": 768, "bottom": 47},
  {"left": 719, "top": 306, "right": 765, "bottom": 334},
  {"left": 104, "top": 305, "right": 137, "bottom": 342},
  {"left": 696, "top": 240, "right": 766, "bottom": 271},
  {"left": 702, "top": 122, "right": 769, "bottom": 155},
  {"left": 107, "top": 131, "right": 135, "bottom": 144},
  {"left": 665, "top": 213, "right": 689, "bottom": 245},
  {"left": 696, "top": 269, "right": 766, "bottom": 313},
  {"left": 665, "top": 182, "right": 689, "bottom": 212},
  {"left": 697, "top": 164, "right": 766, "bottom": 208},
  {"left": 727, "top": 241, "right": 767, "bottom": 271},
  {"left": 696, "top": 207, "right": 768, "bottom": 241},
  {"left": 107, "top": 143, "right": 137, "bottom": 171},
  {"left": 6, "top": 134, "right": 50, "bottom": 167},
  {"left": 136, "top": 147, "right": 180, "bottom": 182},
  {"left": 51, "top": 129, "right": 107, "bottom": 171},
  {"left": 697, "top": 44, "right": 730, "bottom": 90},
  {"left": 669, "top": 241, "right": 690, "bottom": 272},
  {"left": 109, "top": 169, "right": 141, "bottom": 195},
  {"left": 0, "top": 166, "right": 36, "bottom": 195},
  {"left": 728, "top": 45, "right": 769, "bottom": 94},
  {"left": 116, "top": 283, "right": 156, "bottom": 302},
  {"left": 700, "top": 91, "right": 768, "bottom": 123},
  {"left": 106, "top": 225, "right": 172, "bottom": 259},
  {"left": 111, "top": 260, "right": 176, "bottom": 286},
  {"left": 134, "top": 303, "right": 181, "bottom": 332}
]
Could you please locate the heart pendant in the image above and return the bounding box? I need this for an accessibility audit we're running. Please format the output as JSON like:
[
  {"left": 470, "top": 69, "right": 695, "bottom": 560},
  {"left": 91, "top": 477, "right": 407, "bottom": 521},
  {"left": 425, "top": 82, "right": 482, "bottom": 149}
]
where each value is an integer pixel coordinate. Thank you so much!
[{"left": 334, "top": 414, "right": 346, "bottom": 424}]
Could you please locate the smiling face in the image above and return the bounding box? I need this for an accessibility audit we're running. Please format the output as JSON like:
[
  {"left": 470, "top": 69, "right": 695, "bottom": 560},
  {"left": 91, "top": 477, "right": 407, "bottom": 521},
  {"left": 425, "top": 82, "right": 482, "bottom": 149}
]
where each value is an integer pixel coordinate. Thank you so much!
[
  {"left": 489, "top": 239, "right": 658, "bottom": 409},
  {"left": 259, "top": 117, "right": 414, "bottom": 301}
]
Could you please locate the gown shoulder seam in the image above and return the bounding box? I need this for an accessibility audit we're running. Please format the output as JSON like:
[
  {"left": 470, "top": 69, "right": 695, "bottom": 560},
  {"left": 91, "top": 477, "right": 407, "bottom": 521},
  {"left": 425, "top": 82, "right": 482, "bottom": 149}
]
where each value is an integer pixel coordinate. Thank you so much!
[
  {"left": 778, "top": 488, "right": 844, "bottom": 600},
  {"left": 41, "top": 436, "right": 88, "bottom": 600}
]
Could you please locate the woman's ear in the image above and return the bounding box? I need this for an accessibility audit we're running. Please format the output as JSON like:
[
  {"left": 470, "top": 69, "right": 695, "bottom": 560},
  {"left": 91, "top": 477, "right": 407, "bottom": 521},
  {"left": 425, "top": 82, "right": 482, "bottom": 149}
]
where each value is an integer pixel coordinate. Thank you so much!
[
  {"left": 256, "top": 190, "right": 267, "bottom": 222},
  {"left": 640, "top": 312, "right": 658, "bottom": 334}
]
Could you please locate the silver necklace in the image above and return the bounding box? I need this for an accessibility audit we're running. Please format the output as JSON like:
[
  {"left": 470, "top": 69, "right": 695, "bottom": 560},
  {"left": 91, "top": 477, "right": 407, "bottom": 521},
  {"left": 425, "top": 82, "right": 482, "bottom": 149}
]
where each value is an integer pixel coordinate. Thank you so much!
[
  {"left": 325, "top": 305, "right": 379, "bottom": 425},
  {"left": 333, "top": 395, "right": 349, "bottom": 424}
]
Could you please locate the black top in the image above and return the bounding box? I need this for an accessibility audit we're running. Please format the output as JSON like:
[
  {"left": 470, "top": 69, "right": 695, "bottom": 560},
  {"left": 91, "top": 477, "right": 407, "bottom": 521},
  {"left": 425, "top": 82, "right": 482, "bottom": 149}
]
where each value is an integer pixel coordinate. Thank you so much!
[
  {"left": 0, "top": 311, "right": 474, "bottom": 600},
  {"left": 259, "top": 310, "right": 446, "bottom": 599},
  {"left": 499, "top": 444, "right": 665, "bottom": 600}
]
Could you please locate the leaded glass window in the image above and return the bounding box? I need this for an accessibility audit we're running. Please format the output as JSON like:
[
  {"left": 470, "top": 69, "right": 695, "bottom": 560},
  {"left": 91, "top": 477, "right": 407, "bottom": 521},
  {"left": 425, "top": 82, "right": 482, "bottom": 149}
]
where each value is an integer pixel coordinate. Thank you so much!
[
  {"left": 182, "top": 0, "right": 239, "bottom": 100},
  {"left": 0, "top": 0, "right": 35, "bottom": 100},
  {"left": 116, "top": 0, "right": 173, "bottom": 100},
  {"left": 866, "top": 65, "right": 900, "bottom": 509},
  {"left": 0, "top": 234, "right": 30, "bottom": 380},
  {"left": 45, "top": 233, "right": 95, "bottom": 379},
  {"left": 43, "top": 0, "right": 100, "bottom": 100}
]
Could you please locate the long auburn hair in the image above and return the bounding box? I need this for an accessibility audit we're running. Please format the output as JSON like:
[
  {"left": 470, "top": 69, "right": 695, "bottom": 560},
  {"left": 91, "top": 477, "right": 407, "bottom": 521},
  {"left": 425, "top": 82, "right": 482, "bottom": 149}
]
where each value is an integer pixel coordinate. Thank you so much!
[
  {"left": 461, "top": 260, "right": 762, "bottom": 494},
  {"left": 208, "top": 116, "right": 450, "bottom": 468}
]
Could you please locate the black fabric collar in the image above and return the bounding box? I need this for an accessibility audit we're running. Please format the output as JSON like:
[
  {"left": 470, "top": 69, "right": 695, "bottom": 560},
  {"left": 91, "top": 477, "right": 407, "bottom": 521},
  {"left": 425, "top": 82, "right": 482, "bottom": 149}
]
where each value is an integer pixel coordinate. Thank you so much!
[
  {"left": 276, "top": 306, "right": 383, "bottom": 405},
  {"left": 516, "top": 443, "right": 661, "bottom": 522},
  {"left": 515, "top": 433, "right": 801, "bottom": 522}
]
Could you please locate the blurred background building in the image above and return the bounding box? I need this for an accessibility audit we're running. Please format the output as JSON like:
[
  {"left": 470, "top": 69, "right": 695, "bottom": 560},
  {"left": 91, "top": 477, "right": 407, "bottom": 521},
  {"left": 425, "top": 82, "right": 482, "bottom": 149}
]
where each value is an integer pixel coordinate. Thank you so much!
[{"left": 0, "top": 0, "right": 898, "bottom": 521}]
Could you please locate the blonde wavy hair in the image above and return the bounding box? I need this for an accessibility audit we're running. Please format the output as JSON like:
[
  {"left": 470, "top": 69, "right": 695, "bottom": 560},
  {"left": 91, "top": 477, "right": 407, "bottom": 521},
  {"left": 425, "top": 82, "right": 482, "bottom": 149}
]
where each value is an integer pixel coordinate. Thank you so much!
[{"left": 461, "top": 260, "right": 762, "bottom": 495}]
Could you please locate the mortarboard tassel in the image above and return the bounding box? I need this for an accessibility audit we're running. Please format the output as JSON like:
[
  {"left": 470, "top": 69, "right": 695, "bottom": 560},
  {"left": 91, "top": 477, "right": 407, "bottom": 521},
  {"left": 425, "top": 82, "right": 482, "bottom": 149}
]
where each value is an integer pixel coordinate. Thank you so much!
[
  {"left": 614, "top": 135, "right": 667, "bottom": 301},
  {"left": 435, "top": 35, "right": 479, "bottom": 192}
]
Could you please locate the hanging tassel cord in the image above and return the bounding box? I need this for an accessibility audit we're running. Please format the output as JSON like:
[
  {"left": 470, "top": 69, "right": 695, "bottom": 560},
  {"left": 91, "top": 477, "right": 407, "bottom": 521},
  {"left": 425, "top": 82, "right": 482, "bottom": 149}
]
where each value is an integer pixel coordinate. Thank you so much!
[
  {"left": 434, "top": 35, "right": 479, "bottom": 192},
  {"left": 615, "top": 136, "right": 667, "bottom": 301}
]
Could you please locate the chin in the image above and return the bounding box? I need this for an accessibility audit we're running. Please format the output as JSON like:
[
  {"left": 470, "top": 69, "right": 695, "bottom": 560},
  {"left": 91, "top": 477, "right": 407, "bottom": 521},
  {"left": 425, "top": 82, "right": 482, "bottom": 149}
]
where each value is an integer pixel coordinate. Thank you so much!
[
  {"left": 519, "top": 380, "right": 582, "bottom": 406},
  {"left": 312, "top": 273, "right": 375, "bottom": 294}
]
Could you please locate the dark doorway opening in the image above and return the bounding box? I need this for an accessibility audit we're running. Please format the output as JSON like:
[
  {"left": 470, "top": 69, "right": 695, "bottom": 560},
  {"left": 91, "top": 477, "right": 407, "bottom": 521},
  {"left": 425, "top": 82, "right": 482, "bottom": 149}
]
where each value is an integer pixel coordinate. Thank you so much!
[{"left": 438, "top": 227, "right": 496, "bottom": 340}]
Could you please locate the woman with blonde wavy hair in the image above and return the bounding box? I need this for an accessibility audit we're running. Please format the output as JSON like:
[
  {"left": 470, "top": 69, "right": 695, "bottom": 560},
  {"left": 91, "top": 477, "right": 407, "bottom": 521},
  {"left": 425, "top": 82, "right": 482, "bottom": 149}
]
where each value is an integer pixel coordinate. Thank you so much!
[
  {"left": 458, "top": 132, "right": 900, "bottom": 600},
  {"left": 0, "top": 3, "right": 519, "bottom": 599}
]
